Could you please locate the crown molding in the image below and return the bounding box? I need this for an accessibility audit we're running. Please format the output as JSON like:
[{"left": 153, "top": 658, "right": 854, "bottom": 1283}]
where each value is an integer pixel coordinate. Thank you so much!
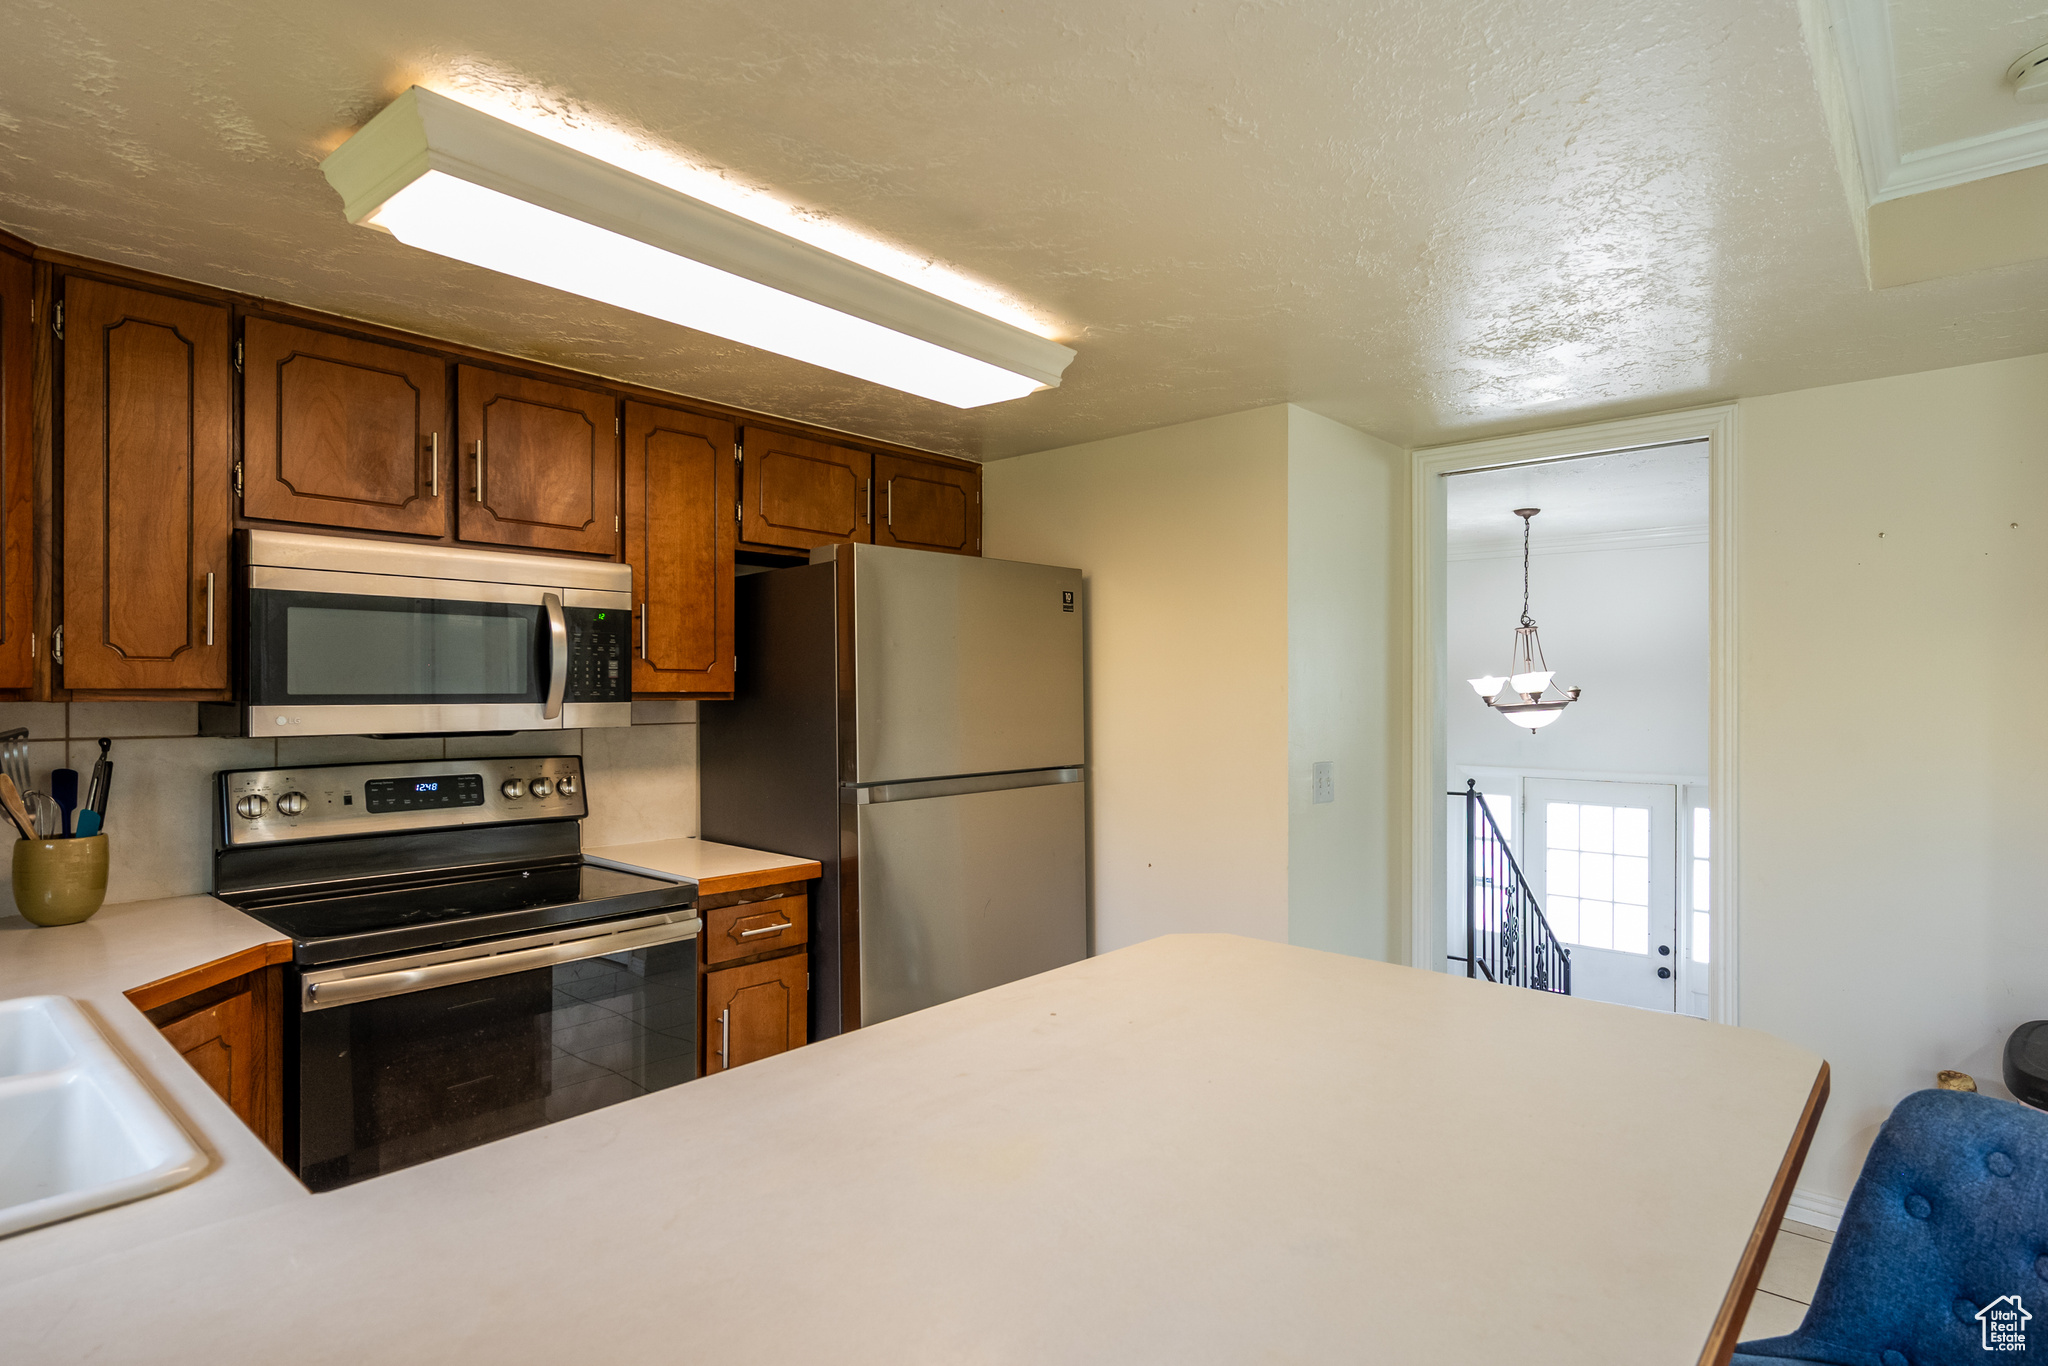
[{"left": 1823, "top": 0, "right": 2048, "bottom": 203}]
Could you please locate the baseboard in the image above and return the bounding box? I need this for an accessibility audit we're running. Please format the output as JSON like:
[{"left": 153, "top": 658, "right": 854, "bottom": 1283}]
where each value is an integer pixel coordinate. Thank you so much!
[{"left": 1785, "top": 1187, "right": 1847, "bottom": 1232}]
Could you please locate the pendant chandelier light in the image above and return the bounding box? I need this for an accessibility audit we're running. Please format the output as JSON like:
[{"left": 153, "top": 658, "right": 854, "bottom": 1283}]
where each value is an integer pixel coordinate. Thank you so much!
[{"left": 1467, "top": 508, "right": 1582, "bottom": 733}]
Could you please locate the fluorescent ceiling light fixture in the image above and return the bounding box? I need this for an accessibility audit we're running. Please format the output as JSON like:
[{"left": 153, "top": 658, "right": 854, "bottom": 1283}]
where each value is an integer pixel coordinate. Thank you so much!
[{"left": 321, "top": 88, "right": 1076, "bottom": 408}]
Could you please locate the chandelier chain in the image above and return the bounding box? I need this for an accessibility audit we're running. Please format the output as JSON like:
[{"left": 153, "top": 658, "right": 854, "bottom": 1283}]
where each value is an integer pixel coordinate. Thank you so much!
[{"left": 1519, "top": 510, "right": 1534, "bottom": 628}]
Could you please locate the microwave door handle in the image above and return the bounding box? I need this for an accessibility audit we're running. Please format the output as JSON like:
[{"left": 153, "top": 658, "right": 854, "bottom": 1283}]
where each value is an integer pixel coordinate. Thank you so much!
[{"left": 542, "top": 593, "right": 568, "bottom": 721}]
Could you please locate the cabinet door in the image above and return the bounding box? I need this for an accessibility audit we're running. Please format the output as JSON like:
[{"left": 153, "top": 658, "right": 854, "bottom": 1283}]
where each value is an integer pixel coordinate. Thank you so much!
[
  {"left": 874, "top": 452, "right": 980, "bottom": 556},
  {"left": 624, "top": 402, "right": 734, "bottom": 695},
  {"left": 158, "top": 989, "right": 254, "bottom": 1121},
  {"left": 61, "top": 277, "right": 232, "bottom": 691},
  {"left": 242, "top": 318, "right": 448, "bottom": 537},
  {"left": 704, "top": 952, "right": 807, "bottom": 1073},
  {"left": 456, "top": 365, "right": 619, "bottom": 555},
  {"left": 0, "top": 248, "right": 32, "bottom": 690},
  {"left": 740, "top": 427, "right": 870, "bottom": 551},
  {"left": 149, "top": 965, "right": 285, "bottom": 1157}
]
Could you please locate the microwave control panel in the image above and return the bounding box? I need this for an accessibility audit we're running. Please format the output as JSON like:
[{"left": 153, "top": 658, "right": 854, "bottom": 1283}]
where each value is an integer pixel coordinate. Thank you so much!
[{"left": 565, "top": 606, "right": 630, "bottom": 703}]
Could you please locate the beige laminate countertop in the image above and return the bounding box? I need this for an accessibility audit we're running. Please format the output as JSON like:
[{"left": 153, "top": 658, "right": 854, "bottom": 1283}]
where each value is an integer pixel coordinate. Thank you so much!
[
  {"left": 0, "top": 912, "right": 1823, "bottom": 1365},
  {"left": 583, "top": 835, "right": 823, "bottom": 895}
]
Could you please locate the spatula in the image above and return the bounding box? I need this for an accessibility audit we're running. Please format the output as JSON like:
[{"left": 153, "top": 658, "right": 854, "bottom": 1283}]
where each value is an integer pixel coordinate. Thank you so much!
[
  {"left": 0, "top": 774, "right": 39, "bottom": 841},
  {"left": 51, "top": 768, "right": 76, "bottom": 838}
]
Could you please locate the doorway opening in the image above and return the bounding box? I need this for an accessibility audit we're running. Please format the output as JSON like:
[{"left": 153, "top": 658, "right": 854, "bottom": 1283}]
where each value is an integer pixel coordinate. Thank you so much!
[{"left": 1440, "top": 441, "right": 1710, "bottom": 1015}]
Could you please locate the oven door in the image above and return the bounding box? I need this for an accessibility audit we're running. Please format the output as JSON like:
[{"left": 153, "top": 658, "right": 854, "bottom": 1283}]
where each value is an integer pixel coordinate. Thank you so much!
[
  {"left": 246, "top": 564, "right": 570, "bottom": 735},
  {"left": 293, "top": 910, "right": 700, "bottom": 1192}
]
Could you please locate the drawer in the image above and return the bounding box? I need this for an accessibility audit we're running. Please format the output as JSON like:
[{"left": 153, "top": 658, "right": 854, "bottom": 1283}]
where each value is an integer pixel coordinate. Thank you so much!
[{"left": 703, "top": 894, "right": 808, "bottom": 967}]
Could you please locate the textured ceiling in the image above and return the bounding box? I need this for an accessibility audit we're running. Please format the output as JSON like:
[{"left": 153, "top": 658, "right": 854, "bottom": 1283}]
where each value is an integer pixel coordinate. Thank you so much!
[
  {"left": 1445, "top": 442, "right": 1708, "bottom": 554},
  {"left": 1, "top": 0, "right": 2045, "bottom": 462},
  {"left": 1890, "top": 1, "right": 2048, "bottom": 150}
]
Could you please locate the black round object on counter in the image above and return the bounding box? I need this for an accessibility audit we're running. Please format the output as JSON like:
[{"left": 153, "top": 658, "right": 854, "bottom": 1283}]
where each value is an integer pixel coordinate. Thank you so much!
[{"left": 2003, "top": 1022, "right": 2048, "bottom": 1109}]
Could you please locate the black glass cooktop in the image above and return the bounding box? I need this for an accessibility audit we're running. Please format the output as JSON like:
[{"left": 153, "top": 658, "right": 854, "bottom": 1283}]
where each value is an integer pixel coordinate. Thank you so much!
[{"left": 227, "top": 860, "right": 695, "bottom": 966}]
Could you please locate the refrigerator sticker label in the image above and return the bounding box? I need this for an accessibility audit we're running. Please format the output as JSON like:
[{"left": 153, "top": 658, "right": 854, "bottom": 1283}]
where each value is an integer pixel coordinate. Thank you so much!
[{"left": 1061, "top": 591, "right": 1075, "bottom": 613}]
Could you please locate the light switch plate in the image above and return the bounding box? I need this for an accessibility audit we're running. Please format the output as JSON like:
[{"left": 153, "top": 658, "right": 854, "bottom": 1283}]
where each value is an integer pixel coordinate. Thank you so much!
[{"left": 1311, "top": 761, "right": 1335, "bottom": 804}]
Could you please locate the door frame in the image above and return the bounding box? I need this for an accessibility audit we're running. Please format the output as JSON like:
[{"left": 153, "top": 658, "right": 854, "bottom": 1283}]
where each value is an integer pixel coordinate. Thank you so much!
[{"left": 1407, "top": 403, "right": 1740, "bottom": 1024}]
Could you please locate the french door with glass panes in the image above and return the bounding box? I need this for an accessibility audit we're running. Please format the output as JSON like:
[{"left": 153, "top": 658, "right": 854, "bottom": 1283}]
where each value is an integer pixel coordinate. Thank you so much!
[{"left": 1525, "top": 779, "right": 1678, "bottom": 1011}]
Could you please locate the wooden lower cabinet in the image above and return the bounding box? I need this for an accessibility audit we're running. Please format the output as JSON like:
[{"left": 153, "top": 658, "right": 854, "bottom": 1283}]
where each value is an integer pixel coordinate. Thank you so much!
[
  {"left": 126, "top": 943, "right": 290, "bottom": 1159},
  {"left": 698, "top": 883, "right": 811, "bottom": 1074},
  {"left": 704, "top": 952, "right": 808, "bottom": 1073}
]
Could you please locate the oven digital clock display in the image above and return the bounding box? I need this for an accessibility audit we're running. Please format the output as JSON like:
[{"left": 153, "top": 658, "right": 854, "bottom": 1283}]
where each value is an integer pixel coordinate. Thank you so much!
[{"left": 364, "top": 773, "right": 487, "bottom": 814}]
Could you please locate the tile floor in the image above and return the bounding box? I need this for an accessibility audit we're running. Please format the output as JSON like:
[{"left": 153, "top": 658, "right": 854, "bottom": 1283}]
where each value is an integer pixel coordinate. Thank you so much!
[{"left": 1738, "top": 1218, "right": 1834, "bottom": 1342}]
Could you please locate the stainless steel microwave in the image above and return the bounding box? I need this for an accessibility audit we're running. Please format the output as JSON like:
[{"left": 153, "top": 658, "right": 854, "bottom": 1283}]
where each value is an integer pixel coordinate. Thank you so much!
[{"left": 200, "top": 531, "right": 632, "bottom": 738}]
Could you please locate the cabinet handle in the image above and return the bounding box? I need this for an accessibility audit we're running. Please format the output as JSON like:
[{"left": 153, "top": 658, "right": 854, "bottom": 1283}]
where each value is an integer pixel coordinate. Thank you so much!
[
  {"left": 429, "top": 432, "right": 439, "bottom": 497},
  {"left": 640, "top": 602, "right": 648, "bottom": 660},
  {"left": 473, "top": 440, "right": 485, "bottom": 503},
  {"left": 738, "top": 921, "right": 793, "bottom": 938},
  {"left": 719, "top": 1008, "right": 730, "bottom": 1070},
  {"left": 205, "top": 573, "right": 215, "bottom": 647},
  {"left": 886, "top": 479, "right": 893, "bottom": 527}
]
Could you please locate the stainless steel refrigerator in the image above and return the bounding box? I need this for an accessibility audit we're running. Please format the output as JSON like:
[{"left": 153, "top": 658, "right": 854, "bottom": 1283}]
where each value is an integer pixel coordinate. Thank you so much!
[{"left": 700, "top": 542, "right": 1086, "bottom": 1038}]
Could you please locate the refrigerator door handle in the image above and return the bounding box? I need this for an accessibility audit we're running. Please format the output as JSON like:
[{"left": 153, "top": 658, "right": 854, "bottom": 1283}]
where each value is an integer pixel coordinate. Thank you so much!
[{"left": 850, "top": 767, "right": 1084, "bottom": 805}]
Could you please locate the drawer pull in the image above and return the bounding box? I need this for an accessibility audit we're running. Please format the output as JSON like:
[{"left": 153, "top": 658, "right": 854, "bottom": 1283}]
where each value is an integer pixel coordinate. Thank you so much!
[{"left": 738, "top": 920, "right": 793, "bottom": 938}]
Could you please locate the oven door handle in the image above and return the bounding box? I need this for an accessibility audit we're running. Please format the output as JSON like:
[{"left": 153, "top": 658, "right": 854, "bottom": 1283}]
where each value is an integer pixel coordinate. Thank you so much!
[
  {"left": 302, "top": 914, "right": 702, "bottom": 1011},
  {"left": 542, "top": 592, "right": 568, "bottom": 721}
]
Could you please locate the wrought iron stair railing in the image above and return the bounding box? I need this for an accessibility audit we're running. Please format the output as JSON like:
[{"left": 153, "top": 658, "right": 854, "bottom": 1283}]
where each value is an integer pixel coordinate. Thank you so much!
[{"left": 1450, "top": 780, "right": 1571, "bottom": 995}]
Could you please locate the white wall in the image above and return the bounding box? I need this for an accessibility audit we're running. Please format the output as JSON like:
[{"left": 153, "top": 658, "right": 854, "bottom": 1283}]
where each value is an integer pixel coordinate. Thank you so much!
[
  {"left": 0, "top": 701, "right": 702, "bottom": 914},
  {"left": 984, "top": 407, "right": 1294, "bottom": 951},
  {"left": 1286, "top": 409, "right": 1406, "bottom": 961},
  {"left": 984, "top": 404, "right": 1405, "bottom": 959},
  {"left": 1737, "top": 351, "right": 2048, "bottom": 1205},
  {"left": 1446, "top": 542, "right": 1709, "bottom": 777}
]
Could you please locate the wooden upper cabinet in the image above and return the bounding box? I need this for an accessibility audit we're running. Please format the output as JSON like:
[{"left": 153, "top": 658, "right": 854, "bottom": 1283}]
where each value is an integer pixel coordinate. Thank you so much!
[
  {"left": 61, "top": 277, "right": 232, "bottom": 692},
  {"left": 456, "top": 365, "right": 619, "bottom": 556},
  {"left": 874, "top": 453, "right": 981, "bottom": 557},
  {"left": 0, "top": 248, "right": 33, "bottom": 692},
  {"left": 624, "top": 402, "right": 734, "bottom": 696},
  {"left": 740, "top": 427, "right": 871, "bottom": 551},
  {"left": 241, "top": 318, "right": 448, "bottom": 537}
]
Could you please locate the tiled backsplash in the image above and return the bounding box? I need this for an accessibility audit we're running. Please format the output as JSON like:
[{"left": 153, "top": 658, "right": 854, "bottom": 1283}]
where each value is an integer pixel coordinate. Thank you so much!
[{"left": 0, "top": 700, "right": 700, "bottom": 914}]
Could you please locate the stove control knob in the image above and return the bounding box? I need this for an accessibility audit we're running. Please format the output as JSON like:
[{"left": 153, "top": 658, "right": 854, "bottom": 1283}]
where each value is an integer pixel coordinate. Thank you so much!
[
  {"left": 555, "top": 774, "right": 577, "bottom": 797},
  {"left": 235, "top": 794, "right": 268, "bottom": 820},
  {"left": 529, "top": 777, "right": 553, "bottom": 798},
  {"left": 501, "top": 779, "right": 525, "bottom": 799},
  {"left": 276, "top": 792, "right": 309, "bottom": 817}
]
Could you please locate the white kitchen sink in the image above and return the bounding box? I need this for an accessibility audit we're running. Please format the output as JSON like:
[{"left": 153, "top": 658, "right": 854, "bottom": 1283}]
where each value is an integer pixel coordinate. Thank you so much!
[{"left": 0, "top": 996, "right": 205, "bottom": 1238}]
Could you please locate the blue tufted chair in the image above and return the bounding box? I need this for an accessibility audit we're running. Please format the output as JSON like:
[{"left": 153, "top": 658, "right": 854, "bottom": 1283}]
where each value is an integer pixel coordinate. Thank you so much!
[{"left": 1733, "top": 1088, "right": 2048, "bottom": 1366}]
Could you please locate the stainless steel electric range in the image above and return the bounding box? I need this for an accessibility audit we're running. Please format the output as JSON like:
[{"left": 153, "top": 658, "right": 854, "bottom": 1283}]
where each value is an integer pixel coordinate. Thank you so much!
[{"left": 213, "top": 755, "right": 700, "bottom": 1192}]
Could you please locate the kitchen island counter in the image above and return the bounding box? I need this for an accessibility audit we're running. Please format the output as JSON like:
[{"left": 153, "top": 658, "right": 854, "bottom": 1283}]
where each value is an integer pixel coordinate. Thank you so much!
[{"left": 0, "top": 927, "right": 1823, "bottom": 1364}]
